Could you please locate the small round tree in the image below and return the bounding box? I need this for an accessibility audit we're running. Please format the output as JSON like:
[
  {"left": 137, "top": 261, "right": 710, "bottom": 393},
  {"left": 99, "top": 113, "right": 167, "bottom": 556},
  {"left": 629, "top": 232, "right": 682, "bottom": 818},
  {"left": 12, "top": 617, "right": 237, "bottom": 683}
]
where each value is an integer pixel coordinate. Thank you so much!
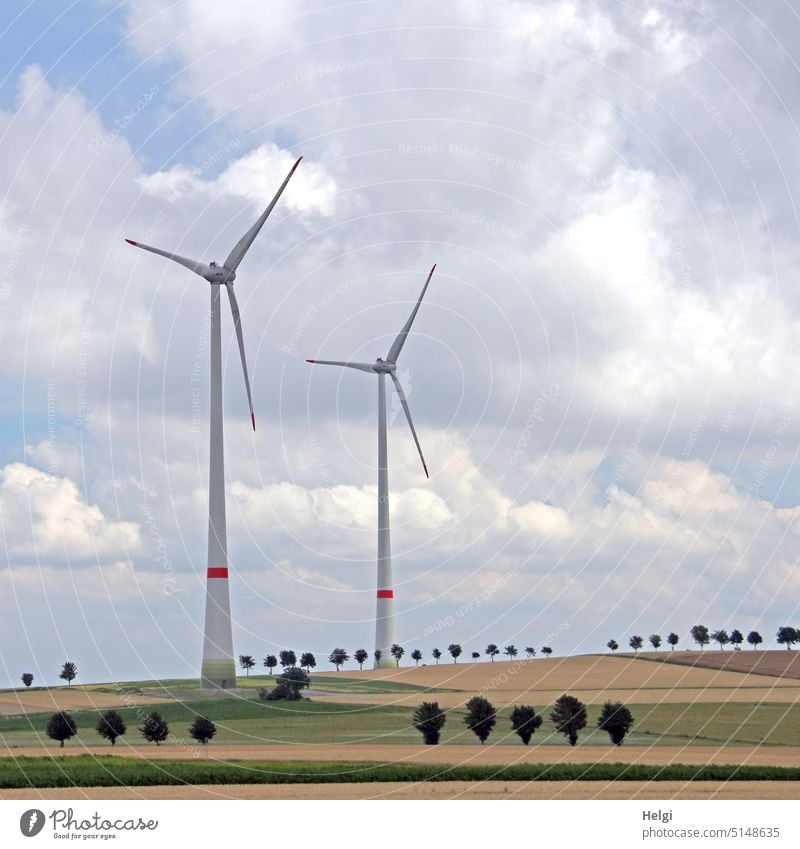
[
  {"left": 550, "top": 694, "right": 587, "bottom": 746},
  {"left": 279, "top": 649, "right": 297, "bottom": 668},
  {"left": 509, "top": 705, "right": 542, "bottom": 745},
  {"left": 471, "top": 651, "right": 480, "bottom": 661},
  {"left": 238, "top": 655, "right": 255, "bottom": 676},
  {"left": 412, "top": 701, "right": 447, "bottom": 744},
  {"left": 629, "top": 635, "right": 643, "bottom": 652},
  {"left": 649, "top": 634, "right": 662, "bottom": 651},
  {"left": 777, "top": 626, "right": 798, "bottom": 650},
  {"left": 597, "top": 701, "right": 634, "bottom": 745},
  {"left": 354, "top": 649, "right": 369, "bottom": 670},
  {"left": 139, "top": 711, "right": 169, "bottom": 746},
  {"left": 541, "top": 646, "right": 553, "bottom": 657},
  {"left": 329, "top": 648, "right": 349, "bottom": 670},
  {"left": 711, "top": 629, "right": 730, "bottom": 650},
  {"left": 21, "top": 673, "right": 33, "bottom": 688},
  {"left": 390, "top": 643, "right": 405, "bottom": 667},
  {"left": 300, "top": 652, "right": 316, "bottom": 673},
  {"left": 607, "top": 639, "right": 618, "bottom": 652},
  {"left": 264, "top": 654, "right": 278, "bottom": 674},
  {"left": 463, "top": 696, "right": 496, "bottom": 744},
  {"left": 690, "top": 624, "right": 710, "bottom": 651},
  {"left": 431, "top": 648, "right": 442, "bottom": 664},
  {"left": 189, "top": 716, "right": 216, "bottom": 746},
  {"left": 485, "top": 644, "right": 499, "bottom": 662},
  {"left": 411, "top": 649, "right": 423, "bottom": 666},
  {"left": 46, "top": 711, "right": 77, "bottom": 748},
  {"left": 96, "top": 709, "right": 126, "bottom": 746},
  {"left": 448, "top": 643, "right": 462, "bottom": 663},
  {"left": 373, "top": 649, "right": 383, "bottom": 665},
  {"left": 504, "top": 645, "right": 518, "bottom": 659},
  {"left": 729, "top": 629, "right": 744, "bottom": 650},
  {"left": 746, "top": 630, "right": 763, "bottom": 650},
  {"left": 666, "top": 632, "right": 679, "bottom": 651},
  {"left": 524, "top": 646, "right": 536, "bottom": 658}
]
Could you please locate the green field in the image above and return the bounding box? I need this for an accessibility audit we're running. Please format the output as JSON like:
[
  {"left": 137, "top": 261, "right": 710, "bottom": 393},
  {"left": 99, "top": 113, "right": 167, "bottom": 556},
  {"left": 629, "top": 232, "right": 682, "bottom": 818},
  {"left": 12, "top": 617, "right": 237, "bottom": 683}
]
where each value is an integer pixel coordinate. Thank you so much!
[
  {"left": 2, "top": 696, "right": 797, "bottom": 749},
  {"left": 0, "top": 755, "right": 797, "bottom": 789}
]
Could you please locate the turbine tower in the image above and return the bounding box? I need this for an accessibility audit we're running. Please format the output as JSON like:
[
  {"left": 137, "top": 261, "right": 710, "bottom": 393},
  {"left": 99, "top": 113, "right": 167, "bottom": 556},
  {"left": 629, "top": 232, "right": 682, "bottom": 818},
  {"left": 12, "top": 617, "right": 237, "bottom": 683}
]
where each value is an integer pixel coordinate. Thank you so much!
[
  {"left": 126, "top": 156, "right": 302, "bottom": 688},
  {"left": 307, "top": 265, "right": 436, "bottom": 668}
]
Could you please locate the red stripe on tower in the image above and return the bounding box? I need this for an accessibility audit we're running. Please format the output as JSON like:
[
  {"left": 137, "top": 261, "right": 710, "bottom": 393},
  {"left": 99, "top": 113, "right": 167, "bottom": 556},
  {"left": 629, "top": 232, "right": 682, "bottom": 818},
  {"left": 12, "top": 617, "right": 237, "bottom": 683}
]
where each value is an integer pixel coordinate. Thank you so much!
[
  {"left": 377, "top": 589, "right": 394, "bottom": 599},
  {"left": 207, "top": 567, "right": 229, "bottom": 579}
]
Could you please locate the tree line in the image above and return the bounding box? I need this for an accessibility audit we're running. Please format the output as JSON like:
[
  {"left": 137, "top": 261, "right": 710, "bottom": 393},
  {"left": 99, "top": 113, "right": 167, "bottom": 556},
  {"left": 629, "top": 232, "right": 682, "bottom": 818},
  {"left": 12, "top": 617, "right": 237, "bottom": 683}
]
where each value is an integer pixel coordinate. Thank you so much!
[{"left": 607, "top": 625, "right": 800, "bottom": 653}]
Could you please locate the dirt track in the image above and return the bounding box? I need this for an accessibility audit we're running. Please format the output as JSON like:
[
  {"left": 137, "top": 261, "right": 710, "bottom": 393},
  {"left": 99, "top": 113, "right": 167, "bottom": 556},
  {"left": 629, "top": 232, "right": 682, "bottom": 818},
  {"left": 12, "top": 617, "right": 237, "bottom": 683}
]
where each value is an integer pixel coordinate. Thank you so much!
[
  {"left": 2, "top": 743, "right": 798, "bottom": 767},
  {"left": 1, "top": 781, "right": 797, "bottom": 801}
]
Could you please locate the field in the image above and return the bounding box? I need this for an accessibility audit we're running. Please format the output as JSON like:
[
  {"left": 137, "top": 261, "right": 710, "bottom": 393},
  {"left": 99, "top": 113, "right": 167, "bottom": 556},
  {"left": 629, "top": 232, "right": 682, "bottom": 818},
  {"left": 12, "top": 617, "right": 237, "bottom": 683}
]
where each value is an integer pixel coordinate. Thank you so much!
[{"left": 1, "top": 653, "right": 797, "bottom": 799}]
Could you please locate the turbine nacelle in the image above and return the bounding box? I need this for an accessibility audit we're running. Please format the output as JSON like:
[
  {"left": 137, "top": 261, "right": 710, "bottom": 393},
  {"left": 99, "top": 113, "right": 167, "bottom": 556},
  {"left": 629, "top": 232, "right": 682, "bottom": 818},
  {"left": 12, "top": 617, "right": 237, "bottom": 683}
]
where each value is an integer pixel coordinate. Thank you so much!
[
  {"left": 205, "top": 263, "right": 236, "bottom": 284},
  {"left": 372, "top": 358, "right": 396, "bottom": 374}
]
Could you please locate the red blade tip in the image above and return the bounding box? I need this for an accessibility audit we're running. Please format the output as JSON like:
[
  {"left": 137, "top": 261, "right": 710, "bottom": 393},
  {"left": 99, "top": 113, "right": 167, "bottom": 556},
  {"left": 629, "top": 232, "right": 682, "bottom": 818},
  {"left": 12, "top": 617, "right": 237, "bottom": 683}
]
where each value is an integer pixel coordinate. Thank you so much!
[
  {"left": 430, "top": 264, "right": 436, "bottom": 273},
  {"left": 251, "top": 413, "right": 256, "bottom": 431},
  {"left": 125, "top": 239, "right": 137, "bottom": 246},
  {"left": 306, "top": 359, "right": 315, "bottom": 363},
  {"left": 423, "top": 463, "right": 429, "bottom": 479},
  {"left": 292, "top": 156, "right": 303, "bottom": 171}
]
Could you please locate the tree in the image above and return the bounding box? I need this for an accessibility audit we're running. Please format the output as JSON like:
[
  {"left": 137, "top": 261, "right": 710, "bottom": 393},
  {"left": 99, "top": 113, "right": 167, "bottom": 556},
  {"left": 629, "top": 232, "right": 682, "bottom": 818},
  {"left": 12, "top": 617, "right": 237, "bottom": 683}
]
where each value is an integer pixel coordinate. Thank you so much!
[
  {"left": 390, "top": 643, "right": 405, "bottom": 667},
  {"left": 471, "top": 652, "right": 480, "bottom": 660},
  {"left": 747, "top": 630, "right": 763, "bottom": 650},
  {"left": 139, "top": 711, "right": 169, "bottom": 746},
  {"left": 667, "top": 632, "right": 679, "bottom": 651},
  {"left": 432, "top": 648, "right": 442, "bottom": 664},
  {"left": 329, "top": 648, "right": 349, "bottom": 671},
  {"left": 374, "top": 649, "right": 383, "bottom": 665},
  {"left": 649, "top": 634, "right": 662, "bottom": 651},
  {"left": 238, "top": 655, "right": 255, "bottom": 676},
  {"left": 46, "top": 711, "right": 77, "bottom": 748},
  {"left": 279, "top": 649, "right": 297, "bottom": 668},
  {"left": 463, "top": 696, "right": 496, "bottom": 744},
  {"left": 711, "top": 629, "right": 730, "bottom": 650},
  {"left": 629, "top": 635, "right": 643, "bottom": 653},
  {"left": 729, "top": 629, "right": 744, "bottom": 651},
  {"left": 411, "top": 649, "right": 423, "bottom": 666},
  {"left": 264, "top": 654, "right": 278, "bottom": 674},
  {"left": 354, "top": 649, "right": 369, "bottom": 670},
  {"left": 20, "top": 673, "right": 33, "bottom": 688},
  {"left": 485, "top": 644, "right": 499, "bottom": 662},
  {"left": 59, "top": 661, "right": 78, "bottom": 687},
  {"left": 550, "top": 694, "right": 587, "bottom": 746},
  {"left": 448, "top": 643, "right": 462, "bottom": 663},
  {"left": 541, "top": 646, "right": 553, "bottom": 657},
  {"left": 260, "top": 667, "right": 310, "bottom": 701},
  {"left": 300, "top": 652, "right": 316, "bottom": 673},
  {"left": 690, "top": 624, "right": 710, "bottom": 651},
  {"left": 525, "top": 646, "right": 536, "bottom": 658},
  {"left": 412, "top": 702, "right": 447, "bottom": 745},
  {"left": 504, "top": 645, "right": 518, "bottom": 659},
  {"left": 597, "top": 701, "right": 634, "bottom": 746},
  {"left": 607, "top": 640, "right": 619, "bottom": 652},
  {"left": 189, "top": 716, "right": 216, "bottom": 746},
  {"left": 96, "top": 710, "right": 126, "bottom": 746},
  {"left": 777, "top": 626, "right": 798, "bottom": 650},
  {"left": 509, "top": 705, "right": 542, "bottom": 745}
]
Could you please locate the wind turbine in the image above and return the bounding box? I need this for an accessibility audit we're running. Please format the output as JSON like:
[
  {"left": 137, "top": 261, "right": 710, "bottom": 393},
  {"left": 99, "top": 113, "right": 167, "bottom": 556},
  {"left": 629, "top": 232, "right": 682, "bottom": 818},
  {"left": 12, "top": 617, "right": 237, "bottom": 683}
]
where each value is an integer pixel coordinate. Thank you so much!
[
  {"left": 126, "top": 156, "right": 302, "bottom": 688},
  {"left": 307, "top": 265, "right": 436, "bottom": 668}
]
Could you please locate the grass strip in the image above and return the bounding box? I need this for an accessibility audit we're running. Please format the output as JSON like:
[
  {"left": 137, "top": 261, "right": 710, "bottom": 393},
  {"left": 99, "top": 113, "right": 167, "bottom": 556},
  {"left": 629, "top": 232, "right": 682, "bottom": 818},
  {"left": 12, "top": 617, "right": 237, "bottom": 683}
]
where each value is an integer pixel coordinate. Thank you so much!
[{"left": 0, "top": 756, "right": 797, "bottom": 788}]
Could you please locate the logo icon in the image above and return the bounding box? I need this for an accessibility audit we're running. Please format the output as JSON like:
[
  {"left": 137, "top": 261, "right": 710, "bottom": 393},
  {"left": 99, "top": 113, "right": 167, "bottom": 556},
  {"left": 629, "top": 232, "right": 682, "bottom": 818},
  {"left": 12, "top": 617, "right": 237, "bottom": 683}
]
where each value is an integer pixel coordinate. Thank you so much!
[{"left": 19, "top": 810, "right": 45, "bottom": 837}]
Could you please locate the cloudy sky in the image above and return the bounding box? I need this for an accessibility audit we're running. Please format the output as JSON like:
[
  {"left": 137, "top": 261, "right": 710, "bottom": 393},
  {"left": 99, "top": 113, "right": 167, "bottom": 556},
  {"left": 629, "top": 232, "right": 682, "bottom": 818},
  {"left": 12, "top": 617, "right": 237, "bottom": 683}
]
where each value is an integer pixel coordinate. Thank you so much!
[{"left": 1, "top": 0, "right": 799, "bottom": 686}]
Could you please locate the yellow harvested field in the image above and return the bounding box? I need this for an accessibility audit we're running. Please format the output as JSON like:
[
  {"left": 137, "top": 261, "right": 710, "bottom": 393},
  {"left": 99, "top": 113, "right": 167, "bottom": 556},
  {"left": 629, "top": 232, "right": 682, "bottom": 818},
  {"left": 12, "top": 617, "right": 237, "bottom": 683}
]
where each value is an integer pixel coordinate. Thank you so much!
[
  {"left": 2, "top": 743, "right": 798, "bottom": 767},
  {"left": 316, "top": 655, "right": 800, "bottom": 707},
  {"left": 2, "top": 781, "right": 798, "bottom": 801},
  {"left": 0, "top": 689, "right": 170, "bottom": 716}
]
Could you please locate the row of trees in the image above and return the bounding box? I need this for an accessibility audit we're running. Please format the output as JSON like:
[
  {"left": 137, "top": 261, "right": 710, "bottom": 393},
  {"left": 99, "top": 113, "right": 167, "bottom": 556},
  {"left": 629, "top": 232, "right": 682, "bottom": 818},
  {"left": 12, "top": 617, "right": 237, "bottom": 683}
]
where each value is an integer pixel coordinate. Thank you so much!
[
  {"left": 45, "top": 709, "right": 217, "bottom": 748},
  {"left": 413, "top": 694, "right": 633, "bottom": 747},
  {"left": 608, "top": 626, "right": 800, "bottom": 653},
  {"left": 242, "top": 643, "right": 556, "bottom": 675}
]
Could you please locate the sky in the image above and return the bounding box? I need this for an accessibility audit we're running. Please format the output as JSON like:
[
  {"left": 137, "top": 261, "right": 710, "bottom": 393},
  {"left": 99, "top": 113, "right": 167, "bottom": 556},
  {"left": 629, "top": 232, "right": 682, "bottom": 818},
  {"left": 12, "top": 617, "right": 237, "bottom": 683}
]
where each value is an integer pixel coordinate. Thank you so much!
[{"left": 1, "top": 0, "right": 799, "bottom": 687}]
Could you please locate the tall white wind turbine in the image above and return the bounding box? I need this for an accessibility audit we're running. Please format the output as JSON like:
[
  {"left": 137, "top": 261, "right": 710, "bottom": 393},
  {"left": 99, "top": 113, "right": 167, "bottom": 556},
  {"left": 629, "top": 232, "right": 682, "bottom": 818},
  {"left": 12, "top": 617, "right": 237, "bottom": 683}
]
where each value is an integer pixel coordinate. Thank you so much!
[
  {"left": 307, "top": 265, "right": 436, "bottom": 668},
  {"left": 126, "top": 156, "right": 302, "bottom": 688}
]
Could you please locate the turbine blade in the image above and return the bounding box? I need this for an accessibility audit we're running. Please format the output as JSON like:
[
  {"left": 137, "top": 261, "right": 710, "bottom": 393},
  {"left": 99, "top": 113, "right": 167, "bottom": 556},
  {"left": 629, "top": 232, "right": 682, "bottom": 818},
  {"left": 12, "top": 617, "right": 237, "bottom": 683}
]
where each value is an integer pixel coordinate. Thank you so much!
[
  {"left": 225, "top": 284, "right": 255, "bottom": 430},
  {"left": 223, "top": 156, "right": 303, "bottom": 272},
  {"left": 306, "top": 359, "right": 375, "bottom": 373},
  {"left": 125, "top": 239, "right": 208, "bottom": 277},
  {"left": 389, "top": 372, "right": 429, "bottom": 478},
  {"left": 386, "top": 264, "right": 436, "bottom": 364}
]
